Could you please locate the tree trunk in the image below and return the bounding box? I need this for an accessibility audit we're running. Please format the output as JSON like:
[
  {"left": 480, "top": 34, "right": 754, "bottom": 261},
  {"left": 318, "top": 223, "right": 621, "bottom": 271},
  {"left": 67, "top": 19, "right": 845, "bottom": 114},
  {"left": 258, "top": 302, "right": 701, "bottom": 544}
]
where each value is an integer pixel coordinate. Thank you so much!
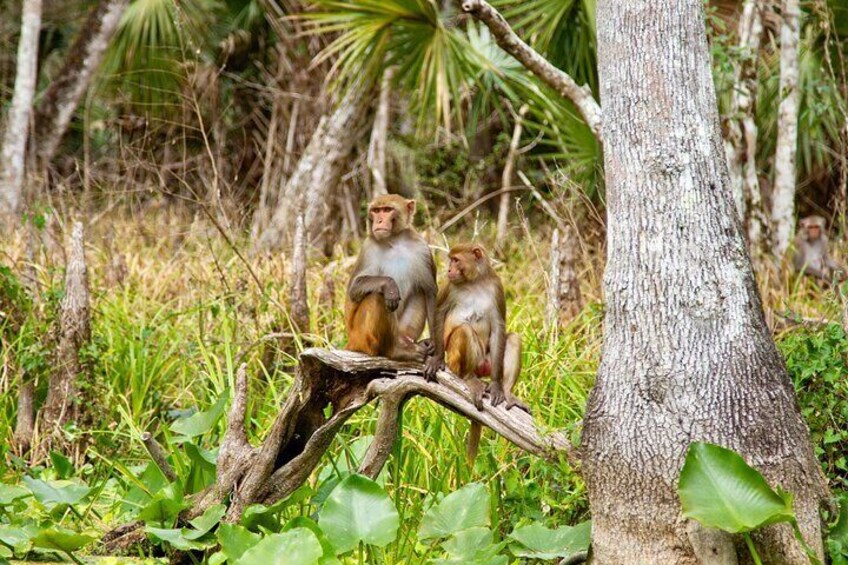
[
  {"left": 495, "top": 104, "right": 527, "bottom": 252},
  {"left": 39, "top": 221, "right": 91, "bottom": 457},
  {"left": 289, "top": 213, "right": 310, "bottom": 333},
  {"left": 33, "top": 0, "right": 129, "bottom": 169},
  {"left": 255, "top": 78, "right": 375, "bottom": 253},
  {"left": 771, "top": 0, "right": 800, "bottom": 258},
  {"left": 0, "top": 0, "right": 42, "bottom": 220},
  {"left": 367, "top": 67, "right": 394, "bottom": 198},
  {"left": 582, "top": 1, "right": 826, "bottom": 563},
  {"left": 722, "top": 0, "right": 768, "bottom": 253}
]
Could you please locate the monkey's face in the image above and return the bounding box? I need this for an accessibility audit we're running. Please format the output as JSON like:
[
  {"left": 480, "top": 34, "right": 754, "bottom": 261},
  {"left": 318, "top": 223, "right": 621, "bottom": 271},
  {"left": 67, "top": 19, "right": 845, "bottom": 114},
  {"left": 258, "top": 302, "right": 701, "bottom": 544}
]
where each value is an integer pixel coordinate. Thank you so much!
[
  {"left": 370, "top": 206, "right": 398, "bottom": 240},
  {"left": 447, "top": 246, "right": 486, "bottom": 282},
  {"left": 447, "top": 255, "right": 468, "bottom": 282},
  {"left": 807, "top": 224, "right": 821, "bottom": 241}
]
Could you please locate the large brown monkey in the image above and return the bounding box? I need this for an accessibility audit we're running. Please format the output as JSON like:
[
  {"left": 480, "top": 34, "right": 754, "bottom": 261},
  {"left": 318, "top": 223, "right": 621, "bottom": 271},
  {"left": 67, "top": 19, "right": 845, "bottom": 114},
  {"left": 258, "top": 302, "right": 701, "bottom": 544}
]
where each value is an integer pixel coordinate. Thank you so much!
[
  {"left": 437, "top": 243, "right": 527, "bottom": 461},
  {"left": 792, "top": 215, "right": 845, "bottom": 283},
  {"left": 345, "top": 195, "right": 443, "bottom": 374}
]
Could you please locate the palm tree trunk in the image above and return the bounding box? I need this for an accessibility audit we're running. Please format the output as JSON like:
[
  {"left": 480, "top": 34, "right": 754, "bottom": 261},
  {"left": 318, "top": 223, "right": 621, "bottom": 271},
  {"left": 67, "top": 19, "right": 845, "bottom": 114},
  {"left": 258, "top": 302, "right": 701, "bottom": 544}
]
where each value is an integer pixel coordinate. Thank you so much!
[
  {"left": 33, "top": 0, "right": 129, "bottom": 169},
  {"left": 772, "top": 0, "right": 800, "bottom": 258},
  {"left": 255, "top": 77, "right": 375, "bottom": 252},
  {"left": 0, "top": 0, "right": 42, "bottom": 220},
  {"left": 582, "top": 1, "right": 826, "bottom": 562}
]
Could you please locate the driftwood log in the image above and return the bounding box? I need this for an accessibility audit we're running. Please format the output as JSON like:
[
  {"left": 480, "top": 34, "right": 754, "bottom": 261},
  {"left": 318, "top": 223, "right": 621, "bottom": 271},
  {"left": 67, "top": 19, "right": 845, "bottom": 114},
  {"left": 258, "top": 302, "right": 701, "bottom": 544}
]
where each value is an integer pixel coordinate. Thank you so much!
[{"left": 106, "top": 347, "right": 574, "bottom": 550}]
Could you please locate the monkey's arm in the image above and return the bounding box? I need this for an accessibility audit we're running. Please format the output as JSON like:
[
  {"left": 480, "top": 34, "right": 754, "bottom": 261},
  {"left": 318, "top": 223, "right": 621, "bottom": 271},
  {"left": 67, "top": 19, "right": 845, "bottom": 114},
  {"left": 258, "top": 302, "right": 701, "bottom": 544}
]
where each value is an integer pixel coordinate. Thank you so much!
[
  {"left": 423, "top": 286, "right": 448, "bottom": 381},
  {"left": 348, "top": 275, "right": 400, "bottom": 310}
]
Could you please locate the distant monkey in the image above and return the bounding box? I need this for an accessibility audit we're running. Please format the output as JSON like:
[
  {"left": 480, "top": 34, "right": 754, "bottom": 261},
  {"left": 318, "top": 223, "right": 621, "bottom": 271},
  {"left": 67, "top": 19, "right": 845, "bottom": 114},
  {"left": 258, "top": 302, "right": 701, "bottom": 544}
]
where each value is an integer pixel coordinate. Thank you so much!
[
  {"left": 345, "top": 195, "right": 442, "bottom": 371},
  {"left": 792, "top": 215, "right": 845, "bottom": 283},
  {"left": 437, "top": 243, "right": 527, "bottom": 462}
]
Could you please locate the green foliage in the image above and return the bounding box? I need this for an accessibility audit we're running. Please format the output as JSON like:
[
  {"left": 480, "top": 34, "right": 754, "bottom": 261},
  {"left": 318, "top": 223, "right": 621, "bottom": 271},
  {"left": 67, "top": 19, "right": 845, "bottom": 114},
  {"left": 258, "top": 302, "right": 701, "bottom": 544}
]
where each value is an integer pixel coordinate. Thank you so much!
[
  {"left": 679, "top": 442, "right": 795, "bottom": 534},
  {"left": 780, "top": 323, "right": 848, "bottom": 489},
  {"left": 419, "top": 482, "right": 490, "bottom": 540},
  {"left": 317, "top": 474, "right": 399, "bottom": 554},
  {"left": 507, "top": 520, "right": 591, "bottom": 560},
  {"left": 828, "top": 494, "right": 848, "bottom": 564}
]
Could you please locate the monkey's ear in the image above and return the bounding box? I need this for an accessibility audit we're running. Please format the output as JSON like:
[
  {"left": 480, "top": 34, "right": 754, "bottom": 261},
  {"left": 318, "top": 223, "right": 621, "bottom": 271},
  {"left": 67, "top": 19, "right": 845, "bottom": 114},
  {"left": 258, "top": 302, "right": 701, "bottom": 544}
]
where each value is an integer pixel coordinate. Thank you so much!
[
  {"left": 406, "top": 199, "right": 416, "bottom": 218},
  {"left": 472, "top": 245, "right": 485, "bottom": 260}
]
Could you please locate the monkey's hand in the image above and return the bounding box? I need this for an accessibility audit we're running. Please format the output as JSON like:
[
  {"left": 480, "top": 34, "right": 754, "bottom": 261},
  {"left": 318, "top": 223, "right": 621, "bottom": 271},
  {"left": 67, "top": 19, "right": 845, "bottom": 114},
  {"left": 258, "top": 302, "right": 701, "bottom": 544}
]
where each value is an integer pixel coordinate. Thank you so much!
[
  {"left": 505, "top": 394, "right": 531, "bottom": 414},
  {"left": 423, "top": 354, "right": 444, "bottom": 381},
  {"left": 381, "top": 279, "right": 401, "bottom": 312},
  {"left": 487, "top": 382, "right": 506, "bottom": 408},
  {"left": 418, "top": 338, "right": 436, "bottom": 357}
]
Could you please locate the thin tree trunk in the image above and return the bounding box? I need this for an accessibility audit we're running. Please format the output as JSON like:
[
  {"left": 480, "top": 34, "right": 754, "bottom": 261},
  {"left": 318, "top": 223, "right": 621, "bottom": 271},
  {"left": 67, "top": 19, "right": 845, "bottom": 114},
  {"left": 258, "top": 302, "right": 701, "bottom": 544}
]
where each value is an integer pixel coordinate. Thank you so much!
[
  {"left": 0, "top": 0, "right": 42, "bottom": 220},
  {"left": 368, "top": 67, "right": 394, "bottom": 198},
  {"left": 289, "top": 213, "right": 310, "bottom": 333},
  {"left": 33, "top": 0, "right": 129, "bottom": 168},
  {"left": 255, "top": 78, "right": 375, "bottom": 252},
  {"left": 13, "top": 381, "right": 35, "bottom": 452},
  {"left": 722, "top": 0, "right": 768, "bottom": 252},
  {"left": 39, "top": 221, "right": 91, "bottom": 453},
  {"left": 495, "top": 104, "right": 528, "bottom": 252},
  {"left": 582, "top": 1, "right": 826, "bottom": 563},
  {"left": 772, "top": 0, "right": 800, "bottom": 258}
]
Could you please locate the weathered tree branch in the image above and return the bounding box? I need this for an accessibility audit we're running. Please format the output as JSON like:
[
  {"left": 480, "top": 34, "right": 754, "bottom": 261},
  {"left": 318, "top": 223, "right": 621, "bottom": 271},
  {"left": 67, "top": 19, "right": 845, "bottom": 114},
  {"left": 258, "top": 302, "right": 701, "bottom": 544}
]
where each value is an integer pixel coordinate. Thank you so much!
[
  {"left": 141, "top": 432, "right": 177, "bottom": 482},
  {"left": 108, "top": 347, "right": 574, "bottom": 548},
  {"left": 458, "top": 0, "right": 603, "bottom": 141}
]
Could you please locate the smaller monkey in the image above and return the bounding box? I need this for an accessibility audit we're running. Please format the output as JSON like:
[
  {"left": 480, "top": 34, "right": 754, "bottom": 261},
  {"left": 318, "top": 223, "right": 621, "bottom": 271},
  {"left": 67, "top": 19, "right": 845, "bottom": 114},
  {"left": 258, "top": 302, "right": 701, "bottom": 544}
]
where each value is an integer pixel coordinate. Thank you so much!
[
  {"left": 792, "top": 215, "right": 845, "bottom": 284},
  {"left": 436, "top": 243, "right": 528, "bottom": 461},
  {"left": 345, "top": 195, "right": 442, "bottom": 371}
]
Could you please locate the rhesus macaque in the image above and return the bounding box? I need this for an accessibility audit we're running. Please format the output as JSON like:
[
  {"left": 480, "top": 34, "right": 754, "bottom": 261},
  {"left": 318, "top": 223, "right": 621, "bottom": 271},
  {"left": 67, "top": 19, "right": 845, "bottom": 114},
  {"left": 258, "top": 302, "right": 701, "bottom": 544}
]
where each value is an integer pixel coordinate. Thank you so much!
[
  {"left": 792, "top": 215, "right": 845, "bottom": 283},
  {"left": 437, "top": 243, "right": 528, "bottom": 461},
  {"left": 345, "top": 195, "right": 442, "bottom": 373}
]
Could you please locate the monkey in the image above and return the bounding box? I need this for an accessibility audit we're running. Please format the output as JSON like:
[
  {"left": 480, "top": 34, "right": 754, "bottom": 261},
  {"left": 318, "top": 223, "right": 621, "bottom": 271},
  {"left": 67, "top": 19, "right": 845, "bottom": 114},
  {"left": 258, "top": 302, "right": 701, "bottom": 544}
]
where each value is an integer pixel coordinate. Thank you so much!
[
  {"left": 345, "top": 194, "right": 443, "bottom": 373},
  {"left": 436, "top": 243, "right": 528, "bottom": 462},
  {"left": 792, "top": 215, "right": 845, "bottom": 284}
]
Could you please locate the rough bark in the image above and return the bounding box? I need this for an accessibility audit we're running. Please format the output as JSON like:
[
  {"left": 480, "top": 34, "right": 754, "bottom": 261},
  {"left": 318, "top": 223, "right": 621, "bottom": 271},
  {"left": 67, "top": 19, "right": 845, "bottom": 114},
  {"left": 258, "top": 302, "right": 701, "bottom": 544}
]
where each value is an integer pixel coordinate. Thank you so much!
[
  {"left": 13, "top": 381, "right": 35, "bottom": 453},
  {"left": 33, "top": 0, "right": 129, "bottom": 168},
  {"left": 771, "top": 0, "right": 800, "bottom": 258},
  {"left": 103, "top": 348, "right": 572, "bottom": 548},
  {"left": 496, "top": 104, "right": 528, "bottom": 252},
  {"left": 255, "top": 78, "right": 375, "bottom": 252},
  {"left": 368, "top": 67, "right": 394, "bottom": 198},
  {"left": 722, "top": 0, "right": 768, "bottom": 253},
  {"left": 458, "top": 0, "right": 603, "bottom": 141},
  {"left": 0, "top": 0, "right": 42, "bottom": 220},
  {"left": 39, "top": 221, "right": 91, "bottom": 454},
  {"left": 582, "top": 1, "right": 827, "bottom": 563}
]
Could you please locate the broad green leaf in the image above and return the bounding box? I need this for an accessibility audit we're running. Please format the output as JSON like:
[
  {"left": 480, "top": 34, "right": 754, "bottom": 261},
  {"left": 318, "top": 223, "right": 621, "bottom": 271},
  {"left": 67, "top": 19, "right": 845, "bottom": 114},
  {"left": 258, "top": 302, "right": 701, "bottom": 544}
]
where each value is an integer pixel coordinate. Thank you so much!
[
  {"left": 170, "top": 390, "right": 229, "bottom": 437},
  {"left": 218, "top": 523, "right": 261, "bottom": 562},
  {"left": 241, "top": 484, "right": 313, "bottom": 532},
  {"left": 0, "top": 484, "right": 30, "bottom": 505},
  {"left": 234, "top": 528, "right": 323, "bottom": 565},
  {"left": 49, "top": 451, "right": 74, "bottom": 479},
  {"left": 318, "top": 474, "right": 399, "bottom": 554},
  {"left": 432, "top": 557, "right": 508, "bottom": 565},
  {"left": 442, "top": 527, "right": 505, "bottom": 560},
  {"left": 678, "top": 442, "right": 795, "bottom": 533},
  {"left": 508, "top": 520, "right": 591, "bottom": 559},
  {"left": 419, "top": 483, "right": 490, "bottom": 540},
  {"left": 138, "top": 483, "right": 187, "bottom": 527},
  {"left": 0, "top": 525, "right": 32, "bottom": 554},
  {"left": 31, "top": 527, "right": 95, "bottom": 553},
  {"left": 184, "top": 441, "right": 217, "bottom": 494},
  {"left": 283, "top": 517, "right": 342, "bottom": 565},
  {"left": 22, "top": 477, "right": 90, "bottom": 507},
  {"left": 186, "top": 503, "right": 226, "bottom": 539},
  {"left": 145, "top": 526, "right": 215, "bottom": 551}
]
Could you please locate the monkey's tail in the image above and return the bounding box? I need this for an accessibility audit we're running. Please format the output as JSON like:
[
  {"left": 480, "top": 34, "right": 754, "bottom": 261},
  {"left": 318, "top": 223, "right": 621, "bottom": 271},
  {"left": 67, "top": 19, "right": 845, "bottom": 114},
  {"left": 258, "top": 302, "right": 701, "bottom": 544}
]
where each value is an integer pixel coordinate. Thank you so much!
[{"left": 466, "top": 421, "right": 482, "bottom": 465}]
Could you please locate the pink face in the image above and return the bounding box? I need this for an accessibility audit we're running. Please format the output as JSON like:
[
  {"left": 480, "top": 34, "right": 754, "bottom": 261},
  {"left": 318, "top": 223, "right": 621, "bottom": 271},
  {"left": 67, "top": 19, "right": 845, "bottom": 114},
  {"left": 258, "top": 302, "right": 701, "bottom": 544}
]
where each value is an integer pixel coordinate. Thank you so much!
[
  {"left": 447, "top": 256, "right": 463, "bottom": 281},
  {"left": 370, "top": 206, "right": 396, "bottom": 240},
  {"left": 807, "top": 224, "right": 821, "bottom": 240}
]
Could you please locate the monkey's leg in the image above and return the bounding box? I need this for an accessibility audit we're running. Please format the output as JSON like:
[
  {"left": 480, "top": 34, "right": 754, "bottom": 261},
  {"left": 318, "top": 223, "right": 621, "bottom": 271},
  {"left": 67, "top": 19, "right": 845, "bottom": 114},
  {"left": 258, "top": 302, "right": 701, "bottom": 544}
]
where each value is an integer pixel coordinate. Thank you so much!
[
  {"left": 446, "top": 325, "right": 486, "bottom": 409},
  {"left": 501, "top": 333, "right": 529, "bottom": 413},
  {"left": 345, "top": 294, "right": 396, "bottom": 357}
]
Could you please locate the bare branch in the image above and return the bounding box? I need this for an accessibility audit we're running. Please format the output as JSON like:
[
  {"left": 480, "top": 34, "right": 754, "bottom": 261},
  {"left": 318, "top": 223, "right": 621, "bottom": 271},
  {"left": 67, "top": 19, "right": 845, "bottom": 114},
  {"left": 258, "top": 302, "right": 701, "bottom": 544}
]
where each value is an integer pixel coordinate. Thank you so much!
[
  {"left": 459, "top": 0, "right": 603, "bottom": 141},
  {"left": 359, "top": 391, "right": 406, "bottom": 479},
  {"left": 141, "top": 432, "right": 178, "bottom": 482}
]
